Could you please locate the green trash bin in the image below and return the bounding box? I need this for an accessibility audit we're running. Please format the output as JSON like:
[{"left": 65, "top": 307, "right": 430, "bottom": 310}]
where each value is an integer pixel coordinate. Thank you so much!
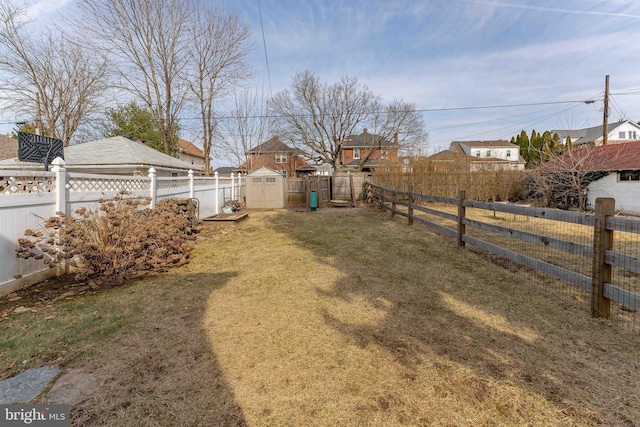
[{"left": 310, "top": 190, "right": 318, "bottom": 212}]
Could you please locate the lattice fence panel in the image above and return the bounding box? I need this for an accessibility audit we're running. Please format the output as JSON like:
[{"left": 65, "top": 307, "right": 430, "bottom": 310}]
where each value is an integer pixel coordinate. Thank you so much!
[
  {"left": 0, "top": 174, "right": 57, "bottom": 194},
  {"left": 66, "top": 177, "right": 149, "bottom": 193}
]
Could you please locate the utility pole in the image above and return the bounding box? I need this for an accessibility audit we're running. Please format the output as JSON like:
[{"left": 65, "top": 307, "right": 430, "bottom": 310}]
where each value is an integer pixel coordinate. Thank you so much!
[{"left": 602, "top": 75, "right": 609, "bottom": 146}]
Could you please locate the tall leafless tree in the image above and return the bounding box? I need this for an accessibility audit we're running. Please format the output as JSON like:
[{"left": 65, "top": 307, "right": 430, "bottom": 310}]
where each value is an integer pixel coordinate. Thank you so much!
[
  {"left": 185, "top": 4, "right": 252, "bottom": 174},
  {"left": 269, "top": 70, "right": 426, "bottom": 170},
  {"left": 528, "top": 143, "right": 629, "bottom": 210},
  {"left": 0, "top": 1, "right": 107, "bottom": 146},
  {"left": 219, "top": 88, "right": 270, "bottom": 167},
  {"left": 75, "top": 0, "right": 194, "bottom": 155}
]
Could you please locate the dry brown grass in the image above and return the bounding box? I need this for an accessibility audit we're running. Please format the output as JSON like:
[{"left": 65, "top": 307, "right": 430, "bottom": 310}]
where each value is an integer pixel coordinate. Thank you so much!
[{"left": 2, "top": 208, "right": 639, "bottom": 426}]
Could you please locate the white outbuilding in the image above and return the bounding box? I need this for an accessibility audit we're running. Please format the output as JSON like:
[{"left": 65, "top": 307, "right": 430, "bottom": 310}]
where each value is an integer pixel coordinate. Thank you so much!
[{"left": 245, "top": 167, "right": 287, "bottom": 209}]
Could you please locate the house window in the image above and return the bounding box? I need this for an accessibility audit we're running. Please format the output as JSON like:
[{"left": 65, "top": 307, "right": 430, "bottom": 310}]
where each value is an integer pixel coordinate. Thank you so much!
[
  {"left": 381, "top": 149, "right": 388, "bottom": 159},
  {"left": 506, "top": 150, "right": 511, "bottom": 158},
  {"left": 266, "top": 177, "right": 277, "bottom": 183},
  {"left": 275, "top": 153, "right": 287, "bottom": 163},
  {"left": 619, "top": 131, "right": 626, "bottom": 139},
  {"left": 353, "top": 148, "right": 360, "bottom": 159},
  {"left": 632, "top": 131, "right": 638, "bottom": 139},
  {"left": 252, "top": 178, "right": 262, "bottom": 183},
  {"left": 486, "top": 150, "right": 491, "bottom": 157},
  {"left": 475, "top": 150, "right": 481, "bottom": 157},
  {"left": 619, "top": 171, "right": 640, "bottom": 181}
]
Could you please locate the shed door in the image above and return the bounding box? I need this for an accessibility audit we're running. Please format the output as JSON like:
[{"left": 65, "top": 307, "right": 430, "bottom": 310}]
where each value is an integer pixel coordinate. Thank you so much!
[
  {"left": 250, "top": 177, "right": 265, "bottom": 208},
  {"left": 263, "top": 176, "right": 279, "bottom": 208}
]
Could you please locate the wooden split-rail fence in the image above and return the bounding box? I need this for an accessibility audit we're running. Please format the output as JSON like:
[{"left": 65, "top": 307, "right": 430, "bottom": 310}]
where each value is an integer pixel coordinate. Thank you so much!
[{"left": 364, "top": 182, "right": 640, "bottom": 325}]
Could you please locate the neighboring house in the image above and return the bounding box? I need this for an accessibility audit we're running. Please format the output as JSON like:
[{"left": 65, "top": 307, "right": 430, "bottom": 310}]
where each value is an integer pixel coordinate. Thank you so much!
[
  {"left": 240, "top": 135, "right": 308, "bottom": 177},
  {"left": 0, "top": 136, "right": 200, "bottom": 177},
  {"left": 340, "top": 129, "right": 399, "bottom": 172},
  {"left": 552, "top": 119, "right": 640, "bottom": 147},
  {"left": 314, "top": 163, "right": 334, "bottom": 176},
  {"left": 176, "top": 139, "right": 208, "bottom": 172},
  {"left": 0, "top": 134, "right": 18, "bottom": 161},
  {"left": 576, "top": 141, "right": 640, "bottom": 214},
  {"left": 426, "top": 140, "right": 525, "bottom": 172}
]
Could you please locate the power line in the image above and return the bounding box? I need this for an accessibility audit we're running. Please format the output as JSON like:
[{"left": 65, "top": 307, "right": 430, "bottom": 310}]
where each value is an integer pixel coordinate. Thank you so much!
[
  {"left": 0, "top": 98, "right": 596, "bottom": 126},
  {"left": 257, "top": 0, "right": 272, "bottom": 98},
  {"left": 172, "top": 98, "right": 596, "bottom": 122},
  {"left": 429, "top": 103, "right": 583, "bottom": 145}
]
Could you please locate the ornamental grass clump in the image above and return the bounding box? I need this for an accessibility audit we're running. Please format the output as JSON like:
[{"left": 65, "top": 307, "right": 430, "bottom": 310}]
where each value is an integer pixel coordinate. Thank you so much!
[{"left": 16, "top": 192, "right": 201, "bottom": 284}]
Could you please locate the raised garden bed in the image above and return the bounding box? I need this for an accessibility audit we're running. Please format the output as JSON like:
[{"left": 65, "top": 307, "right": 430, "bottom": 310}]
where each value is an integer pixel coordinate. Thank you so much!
[{"left": 202, "top": 211, "right": 249, "bottom": 222}]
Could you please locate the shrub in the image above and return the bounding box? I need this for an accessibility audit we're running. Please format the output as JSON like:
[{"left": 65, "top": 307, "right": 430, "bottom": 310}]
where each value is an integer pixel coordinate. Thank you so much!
[{"left": 16, "top": 192, "right": 201, "bottom": 284}]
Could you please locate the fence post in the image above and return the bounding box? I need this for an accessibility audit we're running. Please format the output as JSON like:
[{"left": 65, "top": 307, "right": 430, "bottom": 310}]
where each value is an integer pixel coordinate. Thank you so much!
[
  {"left": 408, "top": 185, "right": 413, "bottom": 225},
  {"left": 591, "top": 198, "right": 614, "bottom": 318},
  {"left": 188, "top": 169, "right": 195, "bottom": 199},
  {"left": 148, "top": 167, "right": 157, "bottom": 208},
  {"left": 391, "top": 189, "right": 397, "bottom": 218},
  {"left": 214, "top": 171, "right": 219, "bottom": 213},
  {"left": 51, "top": 157, "right": 67, "bottom": 216},
  {"left": 231, "top": 172, "right": 236, "bottom": 200},
  {"left": 457, "top": 190, "right": 466, "bottom": 248},
  {"left": 238, "top": 172, "right": 243, "bottom": 201}
]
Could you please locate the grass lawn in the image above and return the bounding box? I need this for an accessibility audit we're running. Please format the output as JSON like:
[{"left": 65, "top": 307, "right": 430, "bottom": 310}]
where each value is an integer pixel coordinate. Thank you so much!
[{"left": 1, "top": 207, "right": 639, "bottom": 426}]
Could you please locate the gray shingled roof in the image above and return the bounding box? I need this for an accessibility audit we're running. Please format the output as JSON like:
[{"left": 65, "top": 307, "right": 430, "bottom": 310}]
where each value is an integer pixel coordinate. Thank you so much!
[
  {"left": 0, "top": 134, "right": 18, "bottom": 161},
  {"left": 342, "top": 131, "right": 394, "bottom": 148},
  {"left": 454, "top": 140, "right": 516, "bottom": 148},
  {"left": 248, "top": 135, "right": 304, "bottom": 155},
  {"left": 552, "top": 120, "right": 639, "bottom": 145},
  {"left": 0, "top": 136, "right": 198, "bottom": 171}
]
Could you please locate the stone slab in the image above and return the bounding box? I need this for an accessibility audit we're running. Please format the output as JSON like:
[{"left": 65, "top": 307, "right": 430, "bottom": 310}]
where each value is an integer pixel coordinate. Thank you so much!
[
  {"left": 0, "top": 366, "right": 60, "bottom": 404},
  {"left": 46, "top": 370, "right": 98, "bottom": 405}
]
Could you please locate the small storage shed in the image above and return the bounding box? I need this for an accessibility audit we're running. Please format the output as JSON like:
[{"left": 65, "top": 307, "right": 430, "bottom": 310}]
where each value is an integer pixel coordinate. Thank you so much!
[{"left": 245, "top": 167, "right": 287, "bottom": 209}]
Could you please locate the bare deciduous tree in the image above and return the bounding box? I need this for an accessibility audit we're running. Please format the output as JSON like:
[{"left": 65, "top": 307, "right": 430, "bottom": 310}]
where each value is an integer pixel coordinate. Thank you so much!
[
  {"left": 0, "top": 1, "right": 107, "bottom": 146},
  {"left": 528, "top": 143, "right": 629, "bottom": 210},
  {"left": 219, "top": 89, "right": 270, "bottom": 167},
  {"left": 186, "top": 4, "right": 252, "bottom": 174},
  {"left": 269, "top": 71, "right": 426, "bottom": 171},
  {"left": 76, "top": 0, "right": 194, "bottom": 155}
]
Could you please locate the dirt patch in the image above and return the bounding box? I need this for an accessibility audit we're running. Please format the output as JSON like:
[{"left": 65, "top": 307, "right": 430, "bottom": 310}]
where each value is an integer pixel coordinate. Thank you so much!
[{"left": 1, "top": 275, "right": 97, "bottom": 318}]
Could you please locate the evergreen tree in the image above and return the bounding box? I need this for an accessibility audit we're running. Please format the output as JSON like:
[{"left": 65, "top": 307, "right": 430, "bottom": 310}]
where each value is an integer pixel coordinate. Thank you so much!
[{"left": 104, "top": 102, "right": 179, "bottom": 153}]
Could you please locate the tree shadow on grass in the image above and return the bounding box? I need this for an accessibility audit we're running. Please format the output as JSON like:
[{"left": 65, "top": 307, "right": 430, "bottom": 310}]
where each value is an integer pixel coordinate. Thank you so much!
[
  {"left": 272, "top": 211, "right": 639, "bottom": 425},
  {"left": 69, "top": 271, "right": 247, "bottom": 427}
]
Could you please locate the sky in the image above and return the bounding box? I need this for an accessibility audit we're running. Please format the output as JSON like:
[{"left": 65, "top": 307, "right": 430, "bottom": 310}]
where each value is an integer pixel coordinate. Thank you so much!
[{"left": 3, "top": 0, "right": 640, "bottom": 158}]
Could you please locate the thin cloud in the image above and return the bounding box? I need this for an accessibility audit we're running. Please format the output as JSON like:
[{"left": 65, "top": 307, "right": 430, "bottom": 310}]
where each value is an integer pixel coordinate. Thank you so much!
[{"left": 462, "top": 0, "right": 640, "bottom": 19}]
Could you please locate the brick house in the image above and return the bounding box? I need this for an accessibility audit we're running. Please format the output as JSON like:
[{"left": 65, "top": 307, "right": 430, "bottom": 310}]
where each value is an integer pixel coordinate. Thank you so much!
[
  {"left": 340, "top": 129, "right": 399, "bottom": 172},
  {"left": 240, "top": 135, "right": 308, "bottom": 177}
]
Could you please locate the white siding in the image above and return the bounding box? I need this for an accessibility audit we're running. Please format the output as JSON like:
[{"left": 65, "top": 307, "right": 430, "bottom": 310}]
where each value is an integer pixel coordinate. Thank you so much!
[
  {"left": 587, "top": 172, "right": 640, "bottom": 214},
  {"left": 608, "top": 122, "right": 640, "bottom": 143}
]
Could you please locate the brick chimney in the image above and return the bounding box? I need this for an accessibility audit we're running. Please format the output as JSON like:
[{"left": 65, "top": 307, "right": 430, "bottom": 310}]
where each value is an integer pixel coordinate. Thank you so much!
[
  {"left": 394, "top": 132, "right": 398, "bottom": 144},
  {"left": 363, "top": 128, "right": 367, "bottom": 134}
]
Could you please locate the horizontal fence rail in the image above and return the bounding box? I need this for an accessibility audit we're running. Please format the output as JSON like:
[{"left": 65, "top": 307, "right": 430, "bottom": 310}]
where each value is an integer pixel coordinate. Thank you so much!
[{"left": 364, "top": 182, "right": 640, "bottom": 332}]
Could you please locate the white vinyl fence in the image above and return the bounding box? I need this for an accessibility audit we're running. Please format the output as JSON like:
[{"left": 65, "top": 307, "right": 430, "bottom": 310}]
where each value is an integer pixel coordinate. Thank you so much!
[{"left": 0, "top": 158, "right": 245, "bottom": 295}]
